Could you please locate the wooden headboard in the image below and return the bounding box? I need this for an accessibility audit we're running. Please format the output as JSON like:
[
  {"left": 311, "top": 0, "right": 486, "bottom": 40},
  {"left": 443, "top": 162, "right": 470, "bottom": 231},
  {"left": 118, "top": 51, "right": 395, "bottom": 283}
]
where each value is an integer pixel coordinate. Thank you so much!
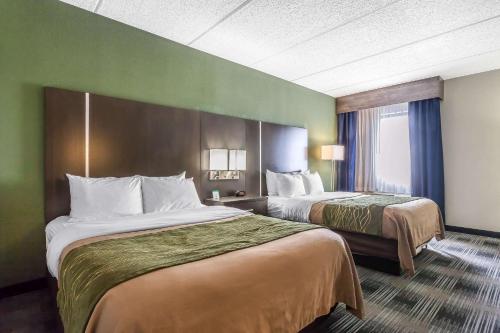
[
  {"left": 44, "top": 87, "right": 307, "bottom": 222},
  {"left": 260, "top": 122, "right": 308, "bottom": 196},
  {"left": 44, "top": 88, "right": 203, "bottom": 222}
]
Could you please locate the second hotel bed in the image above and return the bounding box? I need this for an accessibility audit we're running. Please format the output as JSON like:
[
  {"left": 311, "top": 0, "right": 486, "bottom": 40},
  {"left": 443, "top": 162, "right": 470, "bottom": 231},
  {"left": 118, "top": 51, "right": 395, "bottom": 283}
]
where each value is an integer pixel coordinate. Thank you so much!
[{"left": 268, "top": 192, "right": 445, "bottom": 275}]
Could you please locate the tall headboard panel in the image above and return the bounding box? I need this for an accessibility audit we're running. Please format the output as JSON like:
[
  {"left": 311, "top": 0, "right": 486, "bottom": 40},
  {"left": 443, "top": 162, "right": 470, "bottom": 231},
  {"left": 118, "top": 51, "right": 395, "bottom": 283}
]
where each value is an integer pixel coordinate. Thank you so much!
[
  {"left": 199, "top": 113, "right": 260, "bottom": 198},
  {"left": 44, "top": 87, "right": 308, "bottom": 222},
  {"left": 260, "top": 122, "right": 308, "bottom": 195},
  {"left": 44, "top": 87, "right": 201, "bottom": 222},
  {"left": 45, "top": 87, "right": 270, "bottom": 222},
  {"left": 88, "top": 94, "right": 200, "bottom": 180}
]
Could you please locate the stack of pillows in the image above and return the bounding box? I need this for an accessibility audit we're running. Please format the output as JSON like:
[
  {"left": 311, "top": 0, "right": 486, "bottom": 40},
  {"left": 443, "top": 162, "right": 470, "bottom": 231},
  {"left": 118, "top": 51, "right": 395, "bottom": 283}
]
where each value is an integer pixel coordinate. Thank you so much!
[
  {"left": 67, "top": 172, "right": 202, "bottom": 220},
  {"left": 67, "top": 169, "right": 325, "bottom": 219},
  {"left": 266, "top": 170, "right": 324, "bottom": 197}
]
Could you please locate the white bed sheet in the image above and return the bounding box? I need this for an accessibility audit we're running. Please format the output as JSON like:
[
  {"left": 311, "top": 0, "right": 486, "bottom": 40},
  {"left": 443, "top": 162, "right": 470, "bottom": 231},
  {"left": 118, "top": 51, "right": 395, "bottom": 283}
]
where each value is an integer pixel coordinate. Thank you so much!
[
  {"left": 46, "top": 206, "right": 250, "bottom": 279},
  {"left": 267, "top": 192, "right": 363, "bottom": 222}
]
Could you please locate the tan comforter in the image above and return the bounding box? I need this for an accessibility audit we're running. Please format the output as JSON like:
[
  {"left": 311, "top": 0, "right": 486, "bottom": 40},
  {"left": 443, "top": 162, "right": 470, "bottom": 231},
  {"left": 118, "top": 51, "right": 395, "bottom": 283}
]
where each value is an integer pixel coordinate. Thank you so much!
[
  {"left": 310, "top": 198, "right": 445, "bottom": 275},
  {"left": 59, "top": 220, "right": 364, "bottom": 333}
]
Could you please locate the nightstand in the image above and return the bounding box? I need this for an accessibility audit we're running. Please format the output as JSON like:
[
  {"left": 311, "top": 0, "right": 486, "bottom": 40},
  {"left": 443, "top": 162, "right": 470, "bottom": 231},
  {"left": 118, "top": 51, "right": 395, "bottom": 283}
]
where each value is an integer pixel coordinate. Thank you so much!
[{"left": 204, "top": 196, "right": 268, "bottom": 215}]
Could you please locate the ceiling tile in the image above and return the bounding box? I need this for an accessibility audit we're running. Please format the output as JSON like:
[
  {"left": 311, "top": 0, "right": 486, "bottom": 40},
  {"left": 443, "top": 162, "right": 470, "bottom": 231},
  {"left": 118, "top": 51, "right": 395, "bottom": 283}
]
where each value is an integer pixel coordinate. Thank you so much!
[
  {"left": 190, "top": 0, "right": 394, "bottom": 66},
  {"left": 326, "top": 49, "right": 500, "bottom": 97},
  {"left": 94, "top": 0, "right": 248, "bottom": 45},
  {"left": 295, "top": 17, "right": 500, "bottom": 94},
  {"left": 254, "top": 0, "right": 500, "bottom": 81}
]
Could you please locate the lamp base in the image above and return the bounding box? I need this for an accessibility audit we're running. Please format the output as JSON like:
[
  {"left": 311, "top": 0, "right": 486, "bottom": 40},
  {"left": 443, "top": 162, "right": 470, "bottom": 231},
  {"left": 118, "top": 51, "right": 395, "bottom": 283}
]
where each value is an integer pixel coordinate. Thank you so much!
[
  {"left": 331, "top": 160, "right": 336, "bottom": 192},
  {"left": 209, "top": 170, "right": 240, "bottom": 180}
]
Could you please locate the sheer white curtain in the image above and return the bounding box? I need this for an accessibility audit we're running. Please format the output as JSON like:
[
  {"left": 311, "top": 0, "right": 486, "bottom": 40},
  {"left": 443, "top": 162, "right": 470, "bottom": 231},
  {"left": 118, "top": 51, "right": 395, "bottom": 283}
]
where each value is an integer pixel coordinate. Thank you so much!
[
  {"left": 355, "top": 107, "right": 379, "bottom": 192},
  {"left": 355, "top": 103, "right": 411, "bottom": 195}
]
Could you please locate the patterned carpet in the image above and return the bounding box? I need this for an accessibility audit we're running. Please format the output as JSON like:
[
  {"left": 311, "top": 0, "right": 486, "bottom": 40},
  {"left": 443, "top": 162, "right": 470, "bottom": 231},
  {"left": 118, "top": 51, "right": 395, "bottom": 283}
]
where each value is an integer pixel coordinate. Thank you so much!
[{"left": 313, "top": 231, "right": 500, "bottom": 333}]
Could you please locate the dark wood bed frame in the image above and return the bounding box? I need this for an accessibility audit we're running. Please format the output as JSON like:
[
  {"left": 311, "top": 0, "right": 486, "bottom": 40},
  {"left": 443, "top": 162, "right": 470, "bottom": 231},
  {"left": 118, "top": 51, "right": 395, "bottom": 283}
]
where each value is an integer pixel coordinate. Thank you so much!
[
  {"left": 44, "top": 87, "right": 313, "bottom": 222},
  {"left": 44, "top": 87, "right": 268, "bottom": 222}
]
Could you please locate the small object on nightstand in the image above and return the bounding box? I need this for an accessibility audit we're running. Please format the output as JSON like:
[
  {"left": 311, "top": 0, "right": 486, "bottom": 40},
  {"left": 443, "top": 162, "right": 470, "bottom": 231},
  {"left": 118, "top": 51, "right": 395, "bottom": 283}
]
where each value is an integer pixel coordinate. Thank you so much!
[
  {"left": 211, "top": 190, "right": 220, "bottom": 200},
  {"left": 204, "top": 196, "right": 268, "bottom": 215},
  {"left": 234, "top": 190, "right": 246, "bottom": 197}
]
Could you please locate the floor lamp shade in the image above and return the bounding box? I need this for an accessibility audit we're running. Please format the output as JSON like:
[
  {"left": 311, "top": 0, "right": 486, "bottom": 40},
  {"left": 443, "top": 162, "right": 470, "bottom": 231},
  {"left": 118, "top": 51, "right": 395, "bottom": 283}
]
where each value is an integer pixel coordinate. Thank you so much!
[
  {"left": 321, "top": 145, "right": 345, "bottom": 191},
  {"left": 321, "top": 145, "right": 345, "bottom": 161}
]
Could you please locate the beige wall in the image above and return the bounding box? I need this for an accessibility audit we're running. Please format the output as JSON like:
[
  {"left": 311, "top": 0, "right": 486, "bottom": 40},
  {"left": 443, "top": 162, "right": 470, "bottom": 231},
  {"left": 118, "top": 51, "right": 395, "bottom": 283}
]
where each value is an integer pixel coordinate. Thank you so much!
[{"left": 442, "top": 69, "right": 500, "bottom": 232}]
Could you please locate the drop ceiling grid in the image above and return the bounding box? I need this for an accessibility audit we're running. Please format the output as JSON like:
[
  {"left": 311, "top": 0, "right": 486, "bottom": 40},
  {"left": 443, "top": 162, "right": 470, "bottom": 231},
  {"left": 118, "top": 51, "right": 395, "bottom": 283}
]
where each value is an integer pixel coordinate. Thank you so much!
[
  {"left": 57, "top": 0, "right": 500, "bottom": 97},
  {"left": 326, "top": 49, "right": 500, "bottom": 97},
  {"left": 253, "top": 0, "right": 500, "bottom": 82},
  {"left": 189, "top": 0, "right": 395, "bottom": 66},
  {"left": 61, "top": 0, "right": 249, "bottom": 45},
  {"left": 295, "top": 16, "right": 500, "bottom": 93}
]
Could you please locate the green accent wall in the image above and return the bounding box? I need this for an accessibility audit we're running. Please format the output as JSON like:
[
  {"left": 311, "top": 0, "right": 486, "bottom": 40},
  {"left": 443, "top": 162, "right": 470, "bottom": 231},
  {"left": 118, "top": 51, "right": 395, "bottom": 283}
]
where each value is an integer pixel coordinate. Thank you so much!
[{"left": 0, "top": 0, "right": 336, "bottom": 287}]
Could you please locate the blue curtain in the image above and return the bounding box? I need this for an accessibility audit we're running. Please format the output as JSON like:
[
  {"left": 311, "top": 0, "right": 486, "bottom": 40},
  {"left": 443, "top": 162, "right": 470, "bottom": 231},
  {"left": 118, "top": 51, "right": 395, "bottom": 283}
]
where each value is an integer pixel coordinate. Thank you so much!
[
  {"left": 409, "top": 98, "right": 445, "bottom": 219},
  {"left": 336, "top": 111, "right": 357, "bottom": 191}
]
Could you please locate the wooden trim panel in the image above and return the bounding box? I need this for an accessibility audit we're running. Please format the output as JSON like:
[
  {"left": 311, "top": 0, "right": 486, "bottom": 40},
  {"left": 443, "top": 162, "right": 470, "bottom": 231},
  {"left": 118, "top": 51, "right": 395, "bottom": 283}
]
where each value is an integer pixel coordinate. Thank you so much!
[
  {"left": 336, "top": 76, "right": 444, "bottom": 114},
  {"left": 44, "top": 88, "right": 86, "bottom": 222}
]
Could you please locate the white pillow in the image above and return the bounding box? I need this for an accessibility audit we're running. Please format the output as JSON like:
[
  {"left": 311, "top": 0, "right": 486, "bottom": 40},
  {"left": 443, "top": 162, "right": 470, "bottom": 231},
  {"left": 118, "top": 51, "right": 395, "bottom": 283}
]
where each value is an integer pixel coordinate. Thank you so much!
[
  {"left": 301, "top": 171, "right": 324, "bottom": 195},
  {"left": 142, "top": 177, "right": 202, "bottom": 213},
  {"left": 267, "top": 170, "right": 310, "bottom": 196},
  {"left": 67, "top": 174, "right": 143, "bottom": 219},
  {"left": 275, "top": 173, "right": 306, "bottom": 197},
  {"left": 266, "top": 170, "right": 279, "bottom": 196},
  {"left": 139, "top": 171, "right": 185, "bottom": 180}
]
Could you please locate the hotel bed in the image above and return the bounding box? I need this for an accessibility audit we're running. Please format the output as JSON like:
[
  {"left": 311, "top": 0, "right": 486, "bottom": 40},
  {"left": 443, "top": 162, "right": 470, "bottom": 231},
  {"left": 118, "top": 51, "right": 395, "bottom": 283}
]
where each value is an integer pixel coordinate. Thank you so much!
[
  {"left": 268, "top": 191, "right": 445, "bottom": 276},
  {"left": 46, "top": 205, "right": 364, "bottom": 333},
  {"left": 258, "top": 121, "right": 445, "bottom": 276}
]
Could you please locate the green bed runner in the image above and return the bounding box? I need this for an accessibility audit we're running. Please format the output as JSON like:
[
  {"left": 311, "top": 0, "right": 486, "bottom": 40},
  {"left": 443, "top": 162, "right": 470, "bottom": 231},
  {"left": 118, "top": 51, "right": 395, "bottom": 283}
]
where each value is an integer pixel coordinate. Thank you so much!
[
  {"left": 322, "top": 194, "right": 419, "bottom": 236},
  {"left": 58, "top": 215, "right": 322, "bottom": 333}
]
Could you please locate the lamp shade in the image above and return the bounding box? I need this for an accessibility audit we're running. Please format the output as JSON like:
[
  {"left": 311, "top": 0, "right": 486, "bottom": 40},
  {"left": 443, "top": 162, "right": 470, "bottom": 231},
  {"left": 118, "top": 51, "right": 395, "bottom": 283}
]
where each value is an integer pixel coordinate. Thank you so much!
[
  {"left": 321, "top": 145, "right": 344, "bottom": 161},
  {"left": 228, "top": 149, "right": 246, "bottom": 171},
  {"left": 237, "top": 150, "right": 247, "bottom": 170},
  {"left": 209, "top": 149, "right": 228, "bottom": 170}
]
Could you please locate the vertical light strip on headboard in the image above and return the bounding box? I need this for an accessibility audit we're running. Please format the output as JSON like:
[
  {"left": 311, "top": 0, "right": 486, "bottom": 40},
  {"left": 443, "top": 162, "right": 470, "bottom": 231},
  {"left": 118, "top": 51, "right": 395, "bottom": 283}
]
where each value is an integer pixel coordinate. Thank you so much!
[
  {"left": 258, "top": 121, "right": 262, "bottom": 196},
  {"left": 85, "top": 92, "right": 90, "bottom": 177}
]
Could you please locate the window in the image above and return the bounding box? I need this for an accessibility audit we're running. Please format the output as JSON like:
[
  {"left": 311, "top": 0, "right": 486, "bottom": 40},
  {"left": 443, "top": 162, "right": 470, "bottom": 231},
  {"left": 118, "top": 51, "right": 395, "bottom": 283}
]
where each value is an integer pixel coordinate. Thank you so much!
[
  {"left": 355, "top": 103, "right": 411, "bottom": 195},
  {"left": 375, "top": 105, "right": 411, "bottom": 194}
]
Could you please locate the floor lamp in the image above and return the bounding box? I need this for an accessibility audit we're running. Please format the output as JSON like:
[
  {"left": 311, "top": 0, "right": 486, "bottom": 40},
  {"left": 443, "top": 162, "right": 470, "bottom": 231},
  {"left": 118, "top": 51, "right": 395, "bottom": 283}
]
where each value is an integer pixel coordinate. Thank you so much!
[{"left": 321, "top": 145, "right": 345, "bottom": 191}]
